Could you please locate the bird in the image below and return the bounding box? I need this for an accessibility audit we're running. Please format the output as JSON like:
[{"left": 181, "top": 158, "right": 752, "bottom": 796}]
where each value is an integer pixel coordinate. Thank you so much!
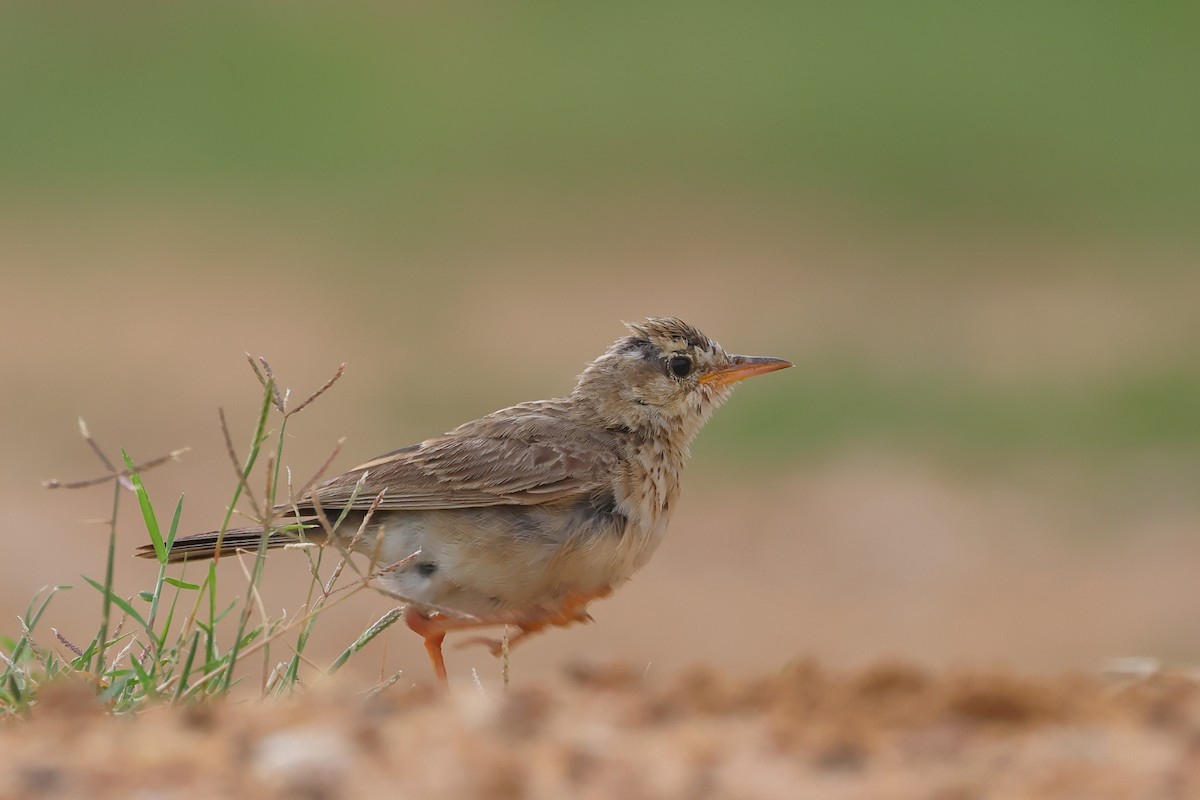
[{"left": 139, "top": 317, "right": 791, "bottom": 684}]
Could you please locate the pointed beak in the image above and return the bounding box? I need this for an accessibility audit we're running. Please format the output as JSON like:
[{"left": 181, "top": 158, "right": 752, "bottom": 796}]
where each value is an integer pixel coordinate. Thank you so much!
[{"left": 698, "top": 355, "right": 793, "bottom": 389}]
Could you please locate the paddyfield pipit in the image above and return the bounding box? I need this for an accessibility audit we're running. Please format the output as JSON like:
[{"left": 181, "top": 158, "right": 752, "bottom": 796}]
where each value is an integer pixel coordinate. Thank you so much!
[{"left": 140, "top": 318, "right": 791, "bottom": 683}]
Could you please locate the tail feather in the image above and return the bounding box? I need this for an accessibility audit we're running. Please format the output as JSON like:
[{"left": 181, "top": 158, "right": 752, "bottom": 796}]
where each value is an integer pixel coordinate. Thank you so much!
[{"left": 135, "top": 524, "right": 326, "bottom": 563}]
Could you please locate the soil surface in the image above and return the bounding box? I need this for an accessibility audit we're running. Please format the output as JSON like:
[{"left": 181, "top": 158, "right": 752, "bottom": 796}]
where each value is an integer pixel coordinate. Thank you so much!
[{"left": 3, "top": 662, "right": 1199, "bottom": 799}]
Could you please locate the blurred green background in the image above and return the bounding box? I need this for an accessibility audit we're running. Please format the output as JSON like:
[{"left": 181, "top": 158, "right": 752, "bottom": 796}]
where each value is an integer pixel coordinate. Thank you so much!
[
  {"left": 3, "top": 3, "right": 1199, "bottom": 233},
  {"left": 2, "top": 2, "right": 1198, "bottom": 678}
]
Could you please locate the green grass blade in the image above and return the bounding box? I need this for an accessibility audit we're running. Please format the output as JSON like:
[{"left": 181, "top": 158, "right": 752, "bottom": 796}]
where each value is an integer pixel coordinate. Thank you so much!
[
  {"left": 164, "top": 494, "right": 184, "bottom": 551},
  {"left": 127, "top": 651, "right": 159, "bottom": 704},
  {"left": 163, "top": 577, "right": 200, "bottom": 591},
  {"left": 90, "top": 480, "right": 122, "bottom": 674},
  {"left": 173, "top": 631, "right": 202, "bottom": 702},
  {"left": 99, "top": 673, "right": 134, "bottom": 704},
  {"left": 220, "top": 380, "right": 277, "bottom": 691},
  {"left": 4, "top": 585, "right": 71, "bottom": 674},
  {"left": 144, "top": 495, "right": 186, "bottom": 649},
  {"left": 329, "top": 607, "right": 404, "bottom": 673},
  {"left": 123, "top": 449, "right": 165, "bottom": 563},
  {"left": 83, "top": 577, "right": 148, "bottom": 630}
]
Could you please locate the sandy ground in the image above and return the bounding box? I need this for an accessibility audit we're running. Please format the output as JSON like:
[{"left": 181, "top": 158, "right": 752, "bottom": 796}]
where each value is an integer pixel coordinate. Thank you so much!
[{"left": 4, "top": 662, "right": 1200, "bottom": 799}]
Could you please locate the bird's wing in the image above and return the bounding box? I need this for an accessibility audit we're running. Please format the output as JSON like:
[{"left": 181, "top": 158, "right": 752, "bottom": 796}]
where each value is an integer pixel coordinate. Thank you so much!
[{"left": 289, "top": 418, "right": 620, "bottom": 514}]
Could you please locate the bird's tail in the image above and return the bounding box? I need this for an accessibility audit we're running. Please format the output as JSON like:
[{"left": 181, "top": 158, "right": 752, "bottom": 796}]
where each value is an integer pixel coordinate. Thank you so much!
[{"left": 134, "top": 523, "right": 326, "bottom": 563}]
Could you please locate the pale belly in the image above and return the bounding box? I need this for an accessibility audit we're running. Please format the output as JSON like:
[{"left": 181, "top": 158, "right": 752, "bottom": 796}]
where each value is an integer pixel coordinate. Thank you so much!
[{"left": 353, "top": 498, "right": 669, "bottom": 616}]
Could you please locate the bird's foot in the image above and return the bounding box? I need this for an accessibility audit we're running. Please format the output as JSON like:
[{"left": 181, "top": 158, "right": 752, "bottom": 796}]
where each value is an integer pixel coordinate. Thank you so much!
[
  {"left": 408, "top": 587, "right": 613, "bottom": 680},
  {"left": 453, "top": 591, "right": 604, "bottom": 658},
  {"left": 456, "top": 633, "right": 518, "bottom": 658}
]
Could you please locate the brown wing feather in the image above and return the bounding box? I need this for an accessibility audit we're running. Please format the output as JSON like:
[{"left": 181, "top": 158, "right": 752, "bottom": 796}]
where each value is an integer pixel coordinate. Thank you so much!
[{"left": 288, "top": 403, "right": 621, "bottom": 514}]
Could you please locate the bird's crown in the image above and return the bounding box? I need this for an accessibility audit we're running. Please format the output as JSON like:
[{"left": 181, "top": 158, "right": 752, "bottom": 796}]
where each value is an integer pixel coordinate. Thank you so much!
[{"left": 620, "top": 317, "right": 719, "bottom": 357}]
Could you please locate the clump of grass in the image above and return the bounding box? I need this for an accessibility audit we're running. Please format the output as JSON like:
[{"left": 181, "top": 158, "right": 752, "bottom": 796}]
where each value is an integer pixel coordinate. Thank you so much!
[{"left": 0, "top": 357, "right": 408, "bottom": 716}]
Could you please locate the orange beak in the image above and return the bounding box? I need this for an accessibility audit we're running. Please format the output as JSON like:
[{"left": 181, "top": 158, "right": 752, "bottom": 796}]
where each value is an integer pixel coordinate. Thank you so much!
[{"left": 698, "top": 355, "right": 793, "bottom": 389}]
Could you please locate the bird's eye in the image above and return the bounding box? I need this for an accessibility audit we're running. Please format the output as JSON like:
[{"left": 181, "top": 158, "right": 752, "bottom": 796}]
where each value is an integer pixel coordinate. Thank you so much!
[{"left": 668, "top": 355, "right": 693, "bottom": 378}]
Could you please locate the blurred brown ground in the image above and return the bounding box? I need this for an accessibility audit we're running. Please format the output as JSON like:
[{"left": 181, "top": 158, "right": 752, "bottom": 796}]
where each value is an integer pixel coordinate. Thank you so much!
[{"left": 6, "top": 661, "right": 1200, "bottom": 798}]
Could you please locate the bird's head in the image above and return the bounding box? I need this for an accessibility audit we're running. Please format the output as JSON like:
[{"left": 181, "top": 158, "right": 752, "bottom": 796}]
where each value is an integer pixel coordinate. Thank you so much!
[{"left": 574, "top": 317, "right": 791, "bottom": 441}]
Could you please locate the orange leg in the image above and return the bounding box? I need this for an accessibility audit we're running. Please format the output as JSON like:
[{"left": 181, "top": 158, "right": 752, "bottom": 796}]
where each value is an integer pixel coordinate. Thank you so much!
[
  {"left": 404, "top": 607, "right": 448, "bottom": 685},
  {"left": 405, "top": 587, "right": 612, "bottom": 684},
  {"left": 455, "top": 589, "right": 603, "bottom": 656}
]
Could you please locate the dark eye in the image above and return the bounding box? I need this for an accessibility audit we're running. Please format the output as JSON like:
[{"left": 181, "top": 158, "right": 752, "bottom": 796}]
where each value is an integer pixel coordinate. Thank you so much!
[{"left": 668, "top": 355, "right": 693, "bottom": 378}]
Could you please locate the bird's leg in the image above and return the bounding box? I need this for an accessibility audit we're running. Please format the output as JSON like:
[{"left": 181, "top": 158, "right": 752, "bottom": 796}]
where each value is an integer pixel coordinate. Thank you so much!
[
  {"left": 406, "top": 587, "right": 612, "bottom": 684},
  {"left": 404, "top": 607, "right": 449, "bottom": 685},
  {"left": 456, "top": 587, "right": 613, "bottom": 657}
]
